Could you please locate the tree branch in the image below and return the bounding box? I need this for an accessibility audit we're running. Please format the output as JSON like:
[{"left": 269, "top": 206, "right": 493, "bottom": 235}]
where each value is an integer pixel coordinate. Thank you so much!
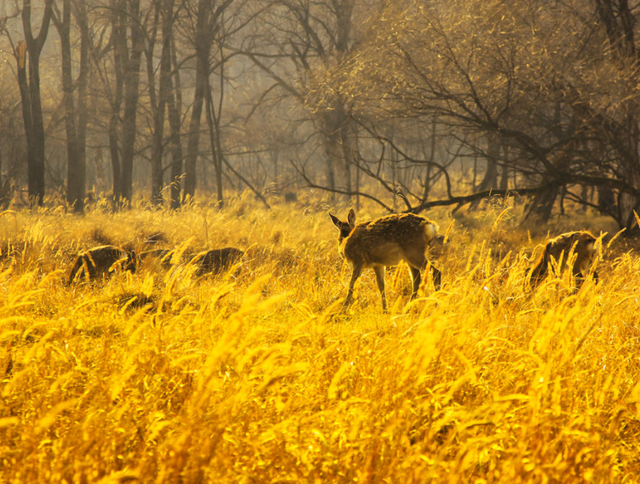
[{"left": 412, "top": 183, "right": 562, "bottom": 213}]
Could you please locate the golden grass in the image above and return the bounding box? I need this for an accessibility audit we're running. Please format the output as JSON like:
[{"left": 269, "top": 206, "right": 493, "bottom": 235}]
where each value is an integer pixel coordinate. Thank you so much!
[{"left": 1, "top": 195, "right": 640, "bottom": 483}]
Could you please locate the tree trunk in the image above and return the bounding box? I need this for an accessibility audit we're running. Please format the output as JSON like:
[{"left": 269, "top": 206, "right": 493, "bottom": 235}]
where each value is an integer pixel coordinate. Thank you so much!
[
  {"left": 183, "top": 59, "right": 206, "bottom": 202},
  {"left": 499, "top": 144, "right": 509, "bottom": 191},
  {"left": 618, "top": 109, "right": 640, "bottom": 232},
  {"left": 470, "top": 135, "right": 500, "bottom": 210},
  {"left": 16, "top": 42, "right": 34, "bottom": 199},
  {"left": 422, "top": 118, "right": 437, "bottom": 202},
  {"left": 146, "top": 1, "right": 170, "bottom": 207},
  {"left": 120, "top": 0, "right": 143, "bottom": 207},
  {"left": 524, "top": 185, "right": 559, "bottom": 223},
  {"left": 75, "top": 0, "right": 89, "bottom": 212},
  {"left": 57, "top": 0, "right": 79, "bottom": 210},
  {"left": 322, "top": 107, "right": 351, "bottom": 197},
  {"left": 26, "top": 43, "right": 46, "bottom": 206},
  {"left": 19, "top": 0, "right": 53, "bottom": 207},
  {"left": 205, "top": 78, "right": 224, "bottom": 207},
  {"left": 321, "top": 0, "right": 353, "bottom": 199},
  {"left": 598, "top": 186, "right": 615, "bottom": 216},
  {"left": 184, "top": 0, "right": 213, "bottom": 201},
  {"left": 108, "top": 0, "right": 124, "bottom": 203},
  {"left": 477, "top": 142, "right": 499, "bottom": 192},
  {"left": 55, "top": 0, "right": 88, "bottom": 213},
  {"left": 168, "top": 37, "right": 184, "bottom": 210}
]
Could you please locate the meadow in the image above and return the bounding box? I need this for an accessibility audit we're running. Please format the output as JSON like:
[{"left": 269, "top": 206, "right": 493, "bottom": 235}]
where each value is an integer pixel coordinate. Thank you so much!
[{"left": 1, "top": 193, "right": 640, "bottom": 483}]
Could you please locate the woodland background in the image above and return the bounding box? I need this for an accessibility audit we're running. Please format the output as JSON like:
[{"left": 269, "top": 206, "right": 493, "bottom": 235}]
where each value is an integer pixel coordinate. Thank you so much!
[{"left": 1, "top": 0, "right": 640, "bottom": 230}]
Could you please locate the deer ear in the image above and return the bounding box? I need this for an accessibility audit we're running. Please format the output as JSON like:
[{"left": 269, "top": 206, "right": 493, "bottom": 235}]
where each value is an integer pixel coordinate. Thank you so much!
[
  {"left": 347, "top": 209, "right": 356, "bottom": 227},
  {"left": 329, "top": 213, "right": 341, "bottom": 228}
]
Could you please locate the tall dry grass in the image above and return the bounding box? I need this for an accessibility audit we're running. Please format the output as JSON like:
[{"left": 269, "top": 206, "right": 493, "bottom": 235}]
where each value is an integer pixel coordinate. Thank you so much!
[{"left": 0, "top": 195, "right": 639, "bottom": 483}]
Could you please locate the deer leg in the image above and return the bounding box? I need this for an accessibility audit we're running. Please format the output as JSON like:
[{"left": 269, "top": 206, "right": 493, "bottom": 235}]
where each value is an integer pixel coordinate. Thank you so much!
[
  {"left": 405, "top": 253, "right": 428, "bottom": 298},
  {"left": 571, "top": 263, "right": 584, "bottom": 289},
  {"left": 373, "top": 265, "right": 387, "bottom": 311},
  {"left": 345, "top": 264, "right": 362, "bottom": 307},
  {"left": 573, "top": 265, "right": 598, "bottom": 290},
  {"left": 430, "top": 265, "right": 442, "bottom": 290},
  {"left": 579, "top": 256, "right": 599, "bottom": 286},
  {"left": 408, "top": 257, "right": 441, "bottom": 295},
  {"left": 409, "top": 266, "right": 421, "bottom": 300},
  {"left": 85, "top": 257, "right": 97, "bottom": 281}
]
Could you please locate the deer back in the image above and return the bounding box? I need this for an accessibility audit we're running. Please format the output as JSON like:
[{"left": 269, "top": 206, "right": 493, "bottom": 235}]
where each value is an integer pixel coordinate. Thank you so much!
[
  {"left": 544, "top": 231, "right": 597, "bottom": 271},
  {"left": 192, "top": 247, "right": 244, "bottom": 276},
  {"left": 343, "top": 214, "right": 437, "bottom": 267},
  {"left": 69, "top": 245, "right": 132, "bottom": 283}
]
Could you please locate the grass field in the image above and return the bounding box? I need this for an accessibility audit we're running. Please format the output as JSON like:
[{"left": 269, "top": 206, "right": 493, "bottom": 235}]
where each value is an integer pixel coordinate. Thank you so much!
[{"left": 1, "top": 194, "right": 639, "bottom": 483}]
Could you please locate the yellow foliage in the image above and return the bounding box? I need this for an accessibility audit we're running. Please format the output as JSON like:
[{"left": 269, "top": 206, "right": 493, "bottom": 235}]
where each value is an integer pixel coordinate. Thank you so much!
[{"left": 0, "top": 199, "right": 637, "bottom": 483}]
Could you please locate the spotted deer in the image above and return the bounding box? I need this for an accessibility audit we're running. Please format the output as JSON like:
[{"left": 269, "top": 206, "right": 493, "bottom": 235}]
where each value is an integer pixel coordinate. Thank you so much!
[
  {"left": 68, "top": 245, "right": 136, "bottom": 284},
  {"left": 527, "top": 231, "right": 599, "bottom": 291},
  {"left": 330, "top": 209, "right": 441, "bottom": 311},
  {"left": 189, "top": 247, "right": 245, "bottom": 277}
]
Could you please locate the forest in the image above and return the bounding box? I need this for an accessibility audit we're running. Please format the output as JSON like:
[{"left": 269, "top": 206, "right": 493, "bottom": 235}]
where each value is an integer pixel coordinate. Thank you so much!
[{"left": 0, "top": 0, "right": 638, "bottom": 230}]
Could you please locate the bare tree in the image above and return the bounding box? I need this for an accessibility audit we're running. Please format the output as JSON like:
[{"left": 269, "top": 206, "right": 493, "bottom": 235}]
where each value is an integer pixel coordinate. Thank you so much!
[
  {"left": 94, "top": 0, "right": 144, "bottom": 206},
  {"left": 245, "top": 0, "right": 362, "bottom": 197},
  {"left": 591, "top": 0, "right": 640, "bottom": 230},
  {"left": 120, "top": 0, "right": 144, "bottom": 206},
  {"left": 179, "top": 0, "right": 269, "bottom": 207},
  {"left": 167, "top": 35, "right": 184, "bottom": 209},
  {"left": 179, "top": 0, "right": 235, "bottom": 204},
  {"left": 52, "top": 0, "right": 89, "bottom": 213},
  {"left": 326, "top": 0, "right": 640, "bottom": 228},
  {"left": 16, "top": 0, "right": 53, "bottom": 207},
  {"left": 144, "top": 0, "right": 176, "bottom": 206}
]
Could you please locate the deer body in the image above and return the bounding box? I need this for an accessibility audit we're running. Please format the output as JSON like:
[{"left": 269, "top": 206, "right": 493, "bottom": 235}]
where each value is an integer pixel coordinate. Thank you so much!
[
  {"left": 190, "top": 247, "right": 244, "bottom": 276},
  {"left": 69, "top": 245, "right": 135, "bottom": 284},
  {"left": 330, "top": 209, "right": 441, "bottom": 310},
  {"left": 528, "top": 231, "right": 599, "bottom": 290}
]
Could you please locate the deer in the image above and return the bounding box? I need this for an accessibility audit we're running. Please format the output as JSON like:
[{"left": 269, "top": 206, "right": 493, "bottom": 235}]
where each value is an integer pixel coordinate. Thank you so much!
[
  {"left": 189, "top": 247, "right": 245, "bottom": 277},
  {"left": 68, "top": 245, "right": 136, "bottom": 284},
  {"left": 330, "top": 209, "right": 441, "bottom": 311},
  {"left": 527, "top": 231, "right": 599, "bottom": 291}
]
